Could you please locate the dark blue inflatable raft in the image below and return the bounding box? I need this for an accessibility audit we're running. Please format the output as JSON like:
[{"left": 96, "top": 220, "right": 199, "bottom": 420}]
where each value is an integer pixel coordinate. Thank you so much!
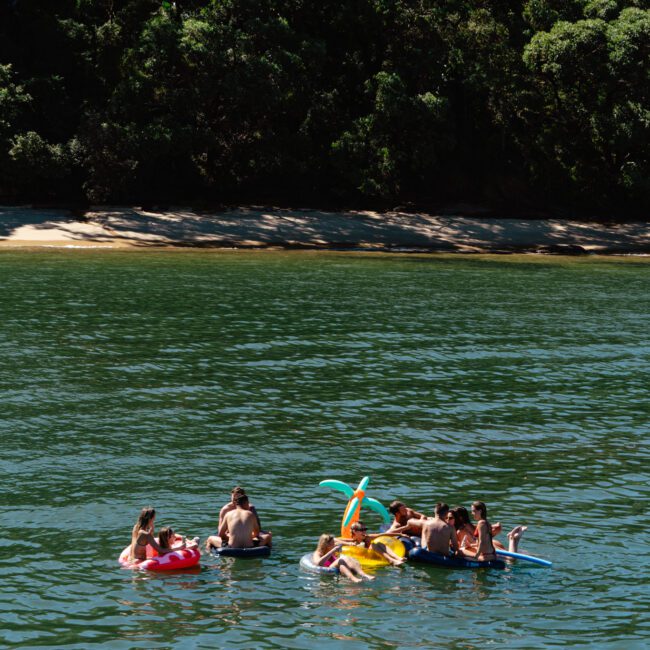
[
  {"left": 212, "top": 545, "right": 271, "bottom": 558},
  {"left": 409, "top": 547, "right": 506, "bottom": 570}
]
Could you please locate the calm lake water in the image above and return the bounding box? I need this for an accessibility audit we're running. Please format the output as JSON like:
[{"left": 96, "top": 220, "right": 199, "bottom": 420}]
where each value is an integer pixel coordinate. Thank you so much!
[{"left": 1, "top": 250, "right": 648, "bottom": 649}]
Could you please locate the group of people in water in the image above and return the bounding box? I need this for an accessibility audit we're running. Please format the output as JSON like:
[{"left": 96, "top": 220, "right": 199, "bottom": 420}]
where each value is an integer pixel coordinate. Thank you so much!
[
  {"left": 129, "top": 487, "right": 526, "bottom": 583},
  {"left": 129, "top": 486, "right": 271, "bottom": 562},
  {"left": 311, "top": 499, "right": 527, "bottom": 582}
]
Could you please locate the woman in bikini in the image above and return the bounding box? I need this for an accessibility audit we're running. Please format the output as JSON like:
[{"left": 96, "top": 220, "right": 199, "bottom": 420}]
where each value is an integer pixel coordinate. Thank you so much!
[
  {"left": 465, "top": 501, "right": 497, "bottom": 561},
  {"left": 460, "top": 501, "right": 528, "bottom": 561},
  {"left": 454, "top": 504, "right": 526, "bottom": 557},
  {"left": 129, "top": 507, "right": 197, "bottom": 561},
  {"left": 312, "top": 534, "right": 374, "bottom": 582}
]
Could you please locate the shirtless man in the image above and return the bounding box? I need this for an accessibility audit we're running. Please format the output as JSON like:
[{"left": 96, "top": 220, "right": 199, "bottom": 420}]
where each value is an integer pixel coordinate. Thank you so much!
[
  {"left": 387, "top": 500, "right": 428, "bottom": 536},
  {"left": 215, "top": 493, "right": 259, "bottom": 549},
  {"left": 207, "top": 486, "right": 272, "bottom": 550},
  {"left": 421, "top": 503, "right": 459, "bottom": 556}
]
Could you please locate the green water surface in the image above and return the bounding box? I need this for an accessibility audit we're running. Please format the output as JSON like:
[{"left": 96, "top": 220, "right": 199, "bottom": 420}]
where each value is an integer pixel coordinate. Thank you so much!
[{"left": 1, "top": 251, "right": 648, "bottom": 649}]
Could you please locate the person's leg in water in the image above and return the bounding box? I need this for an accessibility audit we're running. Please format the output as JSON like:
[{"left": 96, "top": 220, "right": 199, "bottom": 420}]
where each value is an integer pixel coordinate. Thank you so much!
[
  {"left": 258, "top": 530, "right": 272, "bottom": 548},
  {"left": 507, "top": 525, "right": 528, "bottom": 552},
  {"left": 332, "top": 558, "right": 362, "bottom": 583},
  {"left": 340, "top": 556, "right": 375, "bottom": 581},
  {"left": 371, "top": 541, "right": 407, "bottom": 566},
  {"left": 205, "top": 534, "right": 223, "bottom": 551}
]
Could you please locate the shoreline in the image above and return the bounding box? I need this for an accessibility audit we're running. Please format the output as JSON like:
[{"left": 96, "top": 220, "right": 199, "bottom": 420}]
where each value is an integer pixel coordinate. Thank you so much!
[{"left": 1, "top": 206, "right": 649, "bottom": 254}]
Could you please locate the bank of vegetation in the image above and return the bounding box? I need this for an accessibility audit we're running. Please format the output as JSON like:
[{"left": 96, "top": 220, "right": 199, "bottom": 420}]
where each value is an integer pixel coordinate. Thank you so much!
[{"left": 0, "top": 1, "right": 648, "bottom": 217}]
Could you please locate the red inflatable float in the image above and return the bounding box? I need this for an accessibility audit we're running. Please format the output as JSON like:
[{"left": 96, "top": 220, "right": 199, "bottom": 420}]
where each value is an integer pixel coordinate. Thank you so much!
[{"left": 118, "top": 544, "right": 201, "bottom": 571}]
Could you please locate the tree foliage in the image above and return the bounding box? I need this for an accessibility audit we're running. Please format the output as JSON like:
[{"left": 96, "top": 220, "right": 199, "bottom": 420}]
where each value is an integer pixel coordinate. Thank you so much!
[{"left": 0, "top": 0, "right": 647, "bottom": 214}]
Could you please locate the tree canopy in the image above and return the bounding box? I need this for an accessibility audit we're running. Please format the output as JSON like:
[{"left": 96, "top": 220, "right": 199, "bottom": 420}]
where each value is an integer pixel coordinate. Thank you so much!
[{"left": 0, "top": 0, "right": 648, "bottom": 215}]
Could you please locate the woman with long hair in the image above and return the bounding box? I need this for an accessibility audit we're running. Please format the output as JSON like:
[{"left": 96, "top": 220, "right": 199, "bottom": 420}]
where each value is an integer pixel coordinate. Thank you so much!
[
  {"left": 312, "top": 533, "right": 374, "bottom": 582},
  {"left": 129, "top": 507, "right": 195, "bottom": 561}
]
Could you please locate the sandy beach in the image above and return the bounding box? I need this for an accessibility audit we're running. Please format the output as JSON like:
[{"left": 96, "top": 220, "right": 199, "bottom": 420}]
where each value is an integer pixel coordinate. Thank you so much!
[{"left": 1, "top": 206, "right": 648, "bottom": 253}]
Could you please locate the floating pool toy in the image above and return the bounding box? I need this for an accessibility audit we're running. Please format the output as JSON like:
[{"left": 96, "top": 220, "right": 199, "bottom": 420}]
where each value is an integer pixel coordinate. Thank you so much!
[
  {"left": 212, "top": 545, "right": 271, "bottom": 558},
  {"left": 341, "top": 535, "right": 407, "bottom": 568},
  {"left": 118, "top": 544, "right": 201, "bottom": 571},
  {"left": 496, "top": 549, "right": 552, "bottom": 567},
  {"left": 319, "top": 476, "right": 391, "bottom": 538},
  {"left": 299, "top": 552, "right": 339, "bottom": 575},
  {"left": 409, "top": 547, "right": 506, "bottom": 570}
]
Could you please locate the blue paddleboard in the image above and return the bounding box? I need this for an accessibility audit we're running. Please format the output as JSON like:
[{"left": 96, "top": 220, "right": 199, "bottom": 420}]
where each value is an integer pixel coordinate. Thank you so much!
[{"left": 496, "top": 549, "right": 552, "bottom": 567}]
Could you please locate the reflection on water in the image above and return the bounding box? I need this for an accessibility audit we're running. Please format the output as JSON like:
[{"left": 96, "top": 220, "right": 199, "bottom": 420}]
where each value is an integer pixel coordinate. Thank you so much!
[{"left": 1, "top": 251, "right": 649, "bottom": 648}]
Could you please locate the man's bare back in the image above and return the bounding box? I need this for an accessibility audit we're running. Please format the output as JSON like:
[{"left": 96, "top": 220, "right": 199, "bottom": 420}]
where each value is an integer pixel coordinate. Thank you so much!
[
  {"left": 220, "top": 507, "right": 259, "bottom": 549},
  {"left": 422, "top": 517, "right": 457, "bottom": 555}
]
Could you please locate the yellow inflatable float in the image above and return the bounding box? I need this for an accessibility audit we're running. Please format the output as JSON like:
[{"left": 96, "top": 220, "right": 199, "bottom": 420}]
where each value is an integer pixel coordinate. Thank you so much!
[
  {"left": 341, "top": 535, "right": 407, "bottom": 568},
  {"left": 319, "top": 476, "right": 407, "bottom": 568}
]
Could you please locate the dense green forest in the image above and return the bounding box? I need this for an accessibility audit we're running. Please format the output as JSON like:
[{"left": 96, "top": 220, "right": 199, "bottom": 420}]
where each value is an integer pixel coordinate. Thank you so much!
[{"left": 0, "top": 1, "right": 648, "bottom": 215}]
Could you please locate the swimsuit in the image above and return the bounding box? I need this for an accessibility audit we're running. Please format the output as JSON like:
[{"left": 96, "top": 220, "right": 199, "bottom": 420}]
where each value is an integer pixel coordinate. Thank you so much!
[{"left": 322, "top": 555, "right": 336, "bottom": 568}]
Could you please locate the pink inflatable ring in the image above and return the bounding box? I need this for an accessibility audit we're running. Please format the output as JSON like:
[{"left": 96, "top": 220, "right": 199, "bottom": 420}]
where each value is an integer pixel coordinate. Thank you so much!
[{"left": 118, "top": 544, "right": 201, "bottom": 571}]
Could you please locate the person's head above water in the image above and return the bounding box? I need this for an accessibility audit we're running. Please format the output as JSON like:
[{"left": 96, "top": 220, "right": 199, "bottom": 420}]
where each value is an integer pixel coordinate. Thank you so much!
[
  {"left": 434, "top": 502, "right": 449, "bottom": 519},
  {"left": 445, "top": 508, "right": 457, "bottom": 527},
  {"left": 351, "top": 521, "right": 368, "bottom": 536},
  {"left": 158, "top": 526, "right": 174, "bottom": 548},
  {"left": 389, "top": 500, "right": 406, "bottom": 516},
  {"left": 234, "top": 493, "right": 249, "bottom": 508},
  {"left": 471, "top": 501, "right": 487, "bottom": 520},
  {"left": 231, "top": 486, "right": 246, "bottom": 501},
  {"left": 316, "top": 533, "right": 336, "bottom": 554},
  {"left": 454, "top": 506, "right": 471, "bottom": 528},
  {"left": 135, "top": 507, "right": 155, "bottom": 532}
]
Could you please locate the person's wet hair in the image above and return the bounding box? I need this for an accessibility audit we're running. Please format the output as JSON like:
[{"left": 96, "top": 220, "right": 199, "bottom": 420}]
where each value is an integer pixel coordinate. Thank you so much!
[
  {"left": 455, "top": 506, "right": 471, "bottom": 528},
  {"left": 434, "top": 502, "right": 449, "bottom": 518},
  {"left": 472, "top": 501, "right": 487, "bottom": 519},
  {"left": 316, "top": 533, "right": 335, "bottom": 554},
  {"left": 235, "top": 493, "right": 249, "bottom": 507},
  {"left": 136, "top": 507, "right": 155, "bottom": 531},
  {"left": 158, "top": 526, "right": 174, "bottom": 548},
  {"left": 389, "top": 500, "right": 405, "bottom": 515}
]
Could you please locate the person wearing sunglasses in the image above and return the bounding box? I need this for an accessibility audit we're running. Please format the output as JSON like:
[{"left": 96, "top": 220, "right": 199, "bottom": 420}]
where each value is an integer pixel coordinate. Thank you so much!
[{"left": 338, "top": 521, "right": 407, "bottom": 566}]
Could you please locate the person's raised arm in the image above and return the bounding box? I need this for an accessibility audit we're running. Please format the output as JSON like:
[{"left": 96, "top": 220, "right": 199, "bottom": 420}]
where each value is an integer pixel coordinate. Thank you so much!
[
  {"left": 367, "top": 531, "right": 403, "bottom": 540},
  {"left": 140, "top": 531, "right": 174, "bottom": 555},
  {"left": 317, "top": 544, "right": 342, "bottom": 566},
  {"left": 408, "top": 508, "right": 427, "bottom": 520}
]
